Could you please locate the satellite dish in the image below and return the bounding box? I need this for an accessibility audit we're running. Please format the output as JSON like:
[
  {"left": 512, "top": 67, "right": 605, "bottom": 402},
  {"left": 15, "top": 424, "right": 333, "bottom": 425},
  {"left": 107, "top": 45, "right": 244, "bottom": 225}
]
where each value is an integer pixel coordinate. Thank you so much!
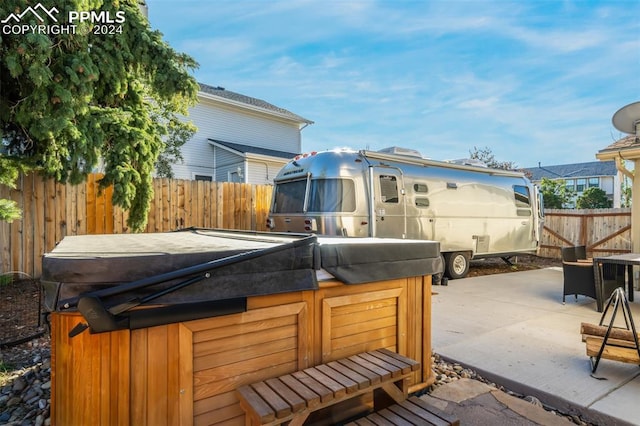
[{"left": 612, "top": 101, "right": 640, "bottom": 135}]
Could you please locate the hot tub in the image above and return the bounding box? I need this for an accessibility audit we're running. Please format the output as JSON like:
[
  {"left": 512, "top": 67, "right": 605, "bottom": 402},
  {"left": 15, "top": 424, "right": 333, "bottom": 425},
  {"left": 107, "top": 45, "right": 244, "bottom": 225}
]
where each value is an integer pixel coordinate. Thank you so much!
[{"left": 42, "top": 228, "right": 442, "bottom": 426}]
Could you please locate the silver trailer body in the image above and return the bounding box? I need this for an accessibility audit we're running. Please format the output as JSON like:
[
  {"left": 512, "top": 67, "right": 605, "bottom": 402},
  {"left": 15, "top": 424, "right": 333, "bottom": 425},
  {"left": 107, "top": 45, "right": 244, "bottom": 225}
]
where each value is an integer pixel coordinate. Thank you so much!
[{"left": 267, "top": 148, "right": 544, "bottom": 278}]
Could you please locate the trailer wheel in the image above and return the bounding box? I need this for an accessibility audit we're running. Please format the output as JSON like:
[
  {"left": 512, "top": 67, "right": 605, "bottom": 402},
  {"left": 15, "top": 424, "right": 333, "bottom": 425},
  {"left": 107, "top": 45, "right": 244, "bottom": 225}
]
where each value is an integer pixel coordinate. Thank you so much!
[{"left": 444, "top": 252, "right": 470, "bottom": 279}]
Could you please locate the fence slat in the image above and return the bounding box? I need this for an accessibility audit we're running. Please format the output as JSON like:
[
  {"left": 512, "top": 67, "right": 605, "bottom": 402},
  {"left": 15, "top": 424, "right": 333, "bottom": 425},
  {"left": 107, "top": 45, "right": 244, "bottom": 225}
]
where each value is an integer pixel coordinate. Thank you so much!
[{"left": 22, "top": 174, "right": 34, "bottom": 278}]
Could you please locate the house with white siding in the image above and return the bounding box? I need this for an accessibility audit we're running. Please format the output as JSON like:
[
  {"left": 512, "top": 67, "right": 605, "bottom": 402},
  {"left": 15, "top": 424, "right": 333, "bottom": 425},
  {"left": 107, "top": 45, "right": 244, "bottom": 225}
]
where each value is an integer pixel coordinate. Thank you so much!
[
  {"left": 171, "top": 83, "right": 313, "bottom": 184},
  {"left": 522, "top": 161, "right": 623, "bottom": 207}
]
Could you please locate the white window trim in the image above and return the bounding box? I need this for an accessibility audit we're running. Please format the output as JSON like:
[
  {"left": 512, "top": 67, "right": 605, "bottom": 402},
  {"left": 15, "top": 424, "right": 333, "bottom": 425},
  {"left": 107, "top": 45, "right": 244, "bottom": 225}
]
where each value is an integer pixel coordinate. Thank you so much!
[{"left": 192, "top": 172, "right": 214, "bottom": 181}]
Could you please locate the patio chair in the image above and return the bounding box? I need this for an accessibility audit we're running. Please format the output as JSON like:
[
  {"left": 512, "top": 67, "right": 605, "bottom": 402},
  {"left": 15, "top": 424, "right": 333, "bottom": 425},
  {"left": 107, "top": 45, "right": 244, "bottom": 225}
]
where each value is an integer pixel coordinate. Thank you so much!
[
  {"left": 561, "top": 246, "right": 579, "bottom": 262},
  {"left": 562, "top": 261, "right": 597, "bottom": 304},
  {"left": 575, "top": 245, "right": 587, "bottom": 260},
  {"left": 562, "top": 245, "right": 589, "bottom": 262}
]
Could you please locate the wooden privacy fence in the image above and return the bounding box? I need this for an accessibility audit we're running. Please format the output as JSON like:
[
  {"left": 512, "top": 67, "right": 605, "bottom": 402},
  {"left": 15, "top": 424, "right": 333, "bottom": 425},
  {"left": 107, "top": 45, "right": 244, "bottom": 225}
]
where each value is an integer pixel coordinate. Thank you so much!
[
  {"left": 0, "top": 175, "right": 634, "bottom": 278},
  {"left": 539, "top": 208, "right": 632, "bottom": 259},
  {"left": 0, "top": 173, "right": 273, "bottom": 279}
]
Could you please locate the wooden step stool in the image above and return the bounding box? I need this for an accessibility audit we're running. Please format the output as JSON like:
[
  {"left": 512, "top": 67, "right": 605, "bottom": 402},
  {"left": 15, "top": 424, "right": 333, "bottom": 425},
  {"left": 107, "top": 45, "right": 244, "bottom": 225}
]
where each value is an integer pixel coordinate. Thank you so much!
[
  {"left": 236, "top": 349, "right": 419, "bottom": 425},
  {"left": 345, "top": 396, "right": 459, "bottom": 426}
]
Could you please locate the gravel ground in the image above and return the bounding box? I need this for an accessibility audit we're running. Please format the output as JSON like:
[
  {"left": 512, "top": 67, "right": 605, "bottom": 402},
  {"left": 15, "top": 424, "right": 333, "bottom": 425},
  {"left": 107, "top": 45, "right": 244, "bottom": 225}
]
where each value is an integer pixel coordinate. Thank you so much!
[
  {"left": 0, "top": 336, "right": 51, "bottom": 426},
  {"left": 0, "top": 254, "right": 569, "bottom": 425}
]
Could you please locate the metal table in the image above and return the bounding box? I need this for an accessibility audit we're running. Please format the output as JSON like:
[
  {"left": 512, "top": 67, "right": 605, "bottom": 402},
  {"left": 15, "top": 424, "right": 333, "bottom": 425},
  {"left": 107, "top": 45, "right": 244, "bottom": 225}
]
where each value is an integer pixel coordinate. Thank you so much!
[{"left": 593, "top": 254, "right": 638, "bottom": 312}]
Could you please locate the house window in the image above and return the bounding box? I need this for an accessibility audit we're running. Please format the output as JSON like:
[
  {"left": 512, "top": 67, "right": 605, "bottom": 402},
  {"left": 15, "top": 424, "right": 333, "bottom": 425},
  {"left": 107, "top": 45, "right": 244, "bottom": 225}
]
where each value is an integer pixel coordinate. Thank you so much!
[
  {"left": 588, "top": 177, "right": 599, "bottom": 188},
  {"left": 194, "top": 174, "right": 213, "bottom": 182},
  {"left": 576, "top": 178, "right": 586, "bottom": 193},
  {"left": 565, "top": 179, "right": 575, "bottom": 191}
]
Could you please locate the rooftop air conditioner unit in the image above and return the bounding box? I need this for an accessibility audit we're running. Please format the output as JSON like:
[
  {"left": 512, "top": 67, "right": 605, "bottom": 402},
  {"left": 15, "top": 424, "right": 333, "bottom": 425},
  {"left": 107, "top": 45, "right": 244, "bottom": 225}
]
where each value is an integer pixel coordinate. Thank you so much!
[{"left": 377, "top": 146, "right": 423, "bottom": 158}]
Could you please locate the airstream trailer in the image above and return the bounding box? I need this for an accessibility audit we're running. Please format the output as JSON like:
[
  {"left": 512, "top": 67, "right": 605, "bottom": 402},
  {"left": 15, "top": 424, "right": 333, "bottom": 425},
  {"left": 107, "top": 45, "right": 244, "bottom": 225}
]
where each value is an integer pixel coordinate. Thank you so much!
[{"left": 267, "top": 148, "right": 544, "bottom": 279}]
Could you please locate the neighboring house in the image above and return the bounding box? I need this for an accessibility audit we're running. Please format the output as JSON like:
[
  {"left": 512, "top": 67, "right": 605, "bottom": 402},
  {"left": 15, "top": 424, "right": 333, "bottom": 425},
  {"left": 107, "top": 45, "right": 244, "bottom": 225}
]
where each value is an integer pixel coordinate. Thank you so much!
[
  {"left": 522, "top": 161, "right": 622, "bottom": 208},
  {"left": 171, "top": 83, "right": 313, "bottom": 184}
]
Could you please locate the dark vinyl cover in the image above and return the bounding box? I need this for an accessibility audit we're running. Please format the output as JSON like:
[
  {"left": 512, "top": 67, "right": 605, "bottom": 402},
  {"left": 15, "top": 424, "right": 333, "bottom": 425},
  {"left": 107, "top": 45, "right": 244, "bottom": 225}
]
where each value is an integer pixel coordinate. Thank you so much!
[
  {"left": 42, "top": 229, "right": 442, "bottom": 312},
  {"left": 317, "top": 237, "right": 443, "bottom": 284},
  {"left": 42, "top": 229, "right": 317, "bottom": 311}
]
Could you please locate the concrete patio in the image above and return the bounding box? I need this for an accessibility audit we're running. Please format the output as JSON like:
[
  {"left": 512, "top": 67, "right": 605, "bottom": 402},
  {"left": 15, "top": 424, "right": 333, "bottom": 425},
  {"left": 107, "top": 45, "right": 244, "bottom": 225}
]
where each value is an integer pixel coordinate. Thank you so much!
[{"left": 431, "top": 266, "right": 640, "bottom": 425}]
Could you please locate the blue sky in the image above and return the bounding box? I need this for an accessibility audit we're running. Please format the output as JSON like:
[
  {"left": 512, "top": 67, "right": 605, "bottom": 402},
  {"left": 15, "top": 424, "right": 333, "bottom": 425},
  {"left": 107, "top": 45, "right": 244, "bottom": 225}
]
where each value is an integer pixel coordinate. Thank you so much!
[{"left": 147, "top": 0, "right": 639, "bottom": 168}]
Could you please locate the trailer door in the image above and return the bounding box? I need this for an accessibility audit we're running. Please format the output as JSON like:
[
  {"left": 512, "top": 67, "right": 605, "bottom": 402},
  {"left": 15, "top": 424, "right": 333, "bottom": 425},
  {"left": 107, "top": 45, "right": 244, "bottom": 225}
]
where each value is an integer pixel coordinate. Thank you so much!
[
  {"left": 513, "top": 184, "right": 537, "bottom": 250},
  {"left": 372, "top": 169, "right": 406, "bottom": 238}
]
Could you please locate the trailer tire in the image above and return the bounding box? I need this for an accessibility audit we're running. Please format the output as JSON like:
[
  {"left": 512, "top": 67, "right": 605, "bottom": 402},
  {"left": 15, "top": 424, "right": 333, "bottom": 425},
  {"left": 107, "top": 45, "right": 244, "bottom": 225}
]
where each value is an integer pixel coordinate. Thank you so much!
[{"left": 444, "top": 252, "right": 470, "bottom": 279}]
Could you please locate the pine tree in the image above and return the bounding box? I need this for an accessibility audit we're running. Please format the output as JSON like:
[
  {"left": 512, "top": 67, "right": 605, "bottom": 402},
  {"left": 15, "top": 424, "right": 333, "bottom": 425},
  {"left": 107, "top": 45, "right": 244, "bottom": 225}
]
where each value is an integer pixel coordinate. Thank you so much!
[{"left": 0, "top": 0, "right": 198, "bottom": 231}]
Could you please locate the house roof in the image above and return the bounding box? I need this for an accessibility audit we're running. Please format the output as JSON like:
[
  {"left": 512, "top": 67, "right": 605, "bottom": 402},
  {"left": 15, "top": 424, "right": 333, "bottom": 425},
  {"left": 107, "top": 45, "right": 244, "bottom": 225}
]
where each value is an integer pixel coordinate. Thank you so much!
[
  {"left": 596, "top": 135, "right": 640, "bottom": 158},
  {"left": 208, "top": 139, "right": 298, "bottom": 160},
  {"left": 199, "top": 83, "right": 314, "bottom": 125},
  {"left": 522, "top": 161, "right": 617, "bottom": 181}
]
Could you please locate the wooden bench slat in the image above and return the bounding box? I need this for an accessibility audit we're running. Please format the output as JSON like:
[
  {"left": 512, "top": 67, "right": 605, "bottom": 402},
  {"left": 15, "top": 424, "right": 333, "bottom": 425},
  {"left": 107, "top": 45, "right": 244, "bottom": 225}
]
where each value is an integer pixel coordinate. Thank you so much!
[
  {"left": 356, "top": 352, "right": 402, "bottom": 377},
  {"left": 279, "top": 374, "right": 321, "bottom": 408},
  {"left": 315, "top": 364, "right": 359, "bottom": 393},
  {"left": 237, "top": 385, "right": 275, "bottom": 423},
  {"left": 365, "top": 412, "right": 396, "bottom": 425},
  {"left": 398, "top": 398, "right": 449, "bottom": 426},
  {"left": 265, "top": 377, "right": 306, "bottom": 413},
  {"left": 369, "top": 350, "right": 413, "bottom": 375},
  {"left": 404, "top": 396, "right": 460, "bottom": 426},
  {"left": 387, "top": 402, "right": 434, "bottom": 424},
  {"left": 349, "top": 354, "right": 394, "bottom": 381},
  {"left": 377, "top": 408, "right": 413, "bottom": 426},
  {"left": 336, "top": 358, "right": 382, "bottom": 385},
  {"left": 303, "top": 367, "right": 348, "bottom": 398},
  {"left": 291, "top": 370, "right": 334, "bottom": 403},
  {"left": 327, "top": 360, "right": 371, "bottom": 389},
  {"left": 252, "top": 381, "right": 292, "bottom": 419},
  {"left": 348, "top": 418, "right": 377, "bottom": 426},
  {"left": 376, "top": 348, "right": 420, "bottom": 372}
]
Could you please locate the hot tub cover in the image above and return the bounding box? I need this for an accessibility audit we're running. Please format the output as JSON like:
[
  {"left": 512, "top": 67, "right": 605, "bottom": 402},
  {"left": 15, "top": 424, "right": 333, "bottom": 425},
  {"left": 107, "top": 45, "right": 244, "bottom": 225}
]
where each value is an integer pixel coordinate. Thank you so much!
[
  {"left": 42, "top": 229, "right": 442, "bottom": 313},
  {"left": 317, "top": 237, "right": 442, "bottom": 284}
]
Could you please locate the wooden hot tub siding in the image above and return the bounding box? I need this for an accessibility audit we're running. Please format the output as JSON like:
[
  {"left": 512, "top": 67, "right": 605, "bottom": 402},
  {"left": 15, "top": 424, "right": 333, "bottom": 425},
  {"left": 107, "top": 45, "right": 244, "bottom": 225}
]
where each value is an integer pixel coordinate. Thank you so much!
[{"left": 50, "top": 276, "right": 433, "bottom": 426}]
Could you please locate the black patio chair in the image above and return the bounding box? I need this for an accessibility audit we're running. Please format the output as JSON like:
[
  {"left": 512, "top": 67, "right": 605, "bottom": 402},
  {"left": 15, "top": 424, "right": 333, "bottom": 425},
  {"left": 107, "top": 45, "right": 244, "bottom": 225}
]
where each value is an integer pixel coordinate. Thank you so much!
[
  {"left": 562, "top": 245, "right": 588, "bottom": 262},
  {"left": 562, "top": 261, "right": 597, "bottom": 304},
  {"left": 561, "top": 246, "right": 579, "bottom": 262}
]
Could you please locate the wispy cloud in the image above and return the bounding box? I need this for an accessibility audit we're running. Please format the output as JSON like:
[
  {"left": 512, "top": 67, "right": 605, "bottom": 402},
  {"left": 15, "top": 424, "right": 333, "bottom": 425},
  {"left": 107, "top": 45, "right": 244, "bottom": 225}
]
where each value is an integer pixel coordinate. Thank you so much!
[{"left": 148, "top": 0, "right": 640, "bottom": 167}]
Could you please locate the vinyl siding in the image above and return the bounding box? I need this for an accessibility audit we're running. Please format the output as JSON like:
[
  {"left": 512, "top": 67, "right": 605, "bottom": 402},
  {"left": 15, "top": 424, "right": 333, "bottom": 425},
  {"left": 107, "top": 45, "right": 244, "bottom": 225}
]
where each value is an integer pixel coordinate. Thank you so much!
[
  {"left": 246, "top": 159, "right": 288, "bottom": 185},
  {"left": 173, "top": 98, "right": 303, "bottom": 180},
  {"left": 214, "top": 148, "right": 243, "bottom": 182},
  {"left": 599, "top": 176, "right": 614, "bottom": 194}
]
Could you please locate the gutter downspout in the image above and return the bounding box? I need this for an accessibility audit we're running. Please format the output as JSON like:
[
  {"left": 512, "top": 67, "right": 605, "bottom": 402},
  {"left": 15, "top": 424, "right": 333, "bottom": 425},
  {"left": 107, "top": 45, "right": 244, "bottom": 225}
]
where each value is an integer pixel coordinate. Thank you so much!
[{"left": 614, "top": 155, "right": 634, "bottom": 181}]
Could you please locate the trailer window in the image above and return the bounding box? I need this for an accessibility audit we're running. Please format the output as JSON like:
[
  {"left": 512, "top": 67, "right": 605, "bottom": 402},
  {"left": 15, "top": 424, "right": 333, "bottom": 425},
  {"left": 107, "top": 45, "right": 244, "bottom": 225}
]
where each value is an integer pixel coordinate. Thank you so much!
[
  {"left": 307, "top": 179, "right": 356, "bottom": 212},
  {"left": 413, "top": 183, "right": 428, "bottom": 193},
  {"left": 513, "top": 185, "right": 531, "bottom": 207},
  {"left": 415, "top": 198, "right": 430, "bottom": 207},
  {"left": 272, "top": 180, "right": 306, "bottom": 213},
  {"left": 379, "top": 175, "right": 399, "bottom": 203}
]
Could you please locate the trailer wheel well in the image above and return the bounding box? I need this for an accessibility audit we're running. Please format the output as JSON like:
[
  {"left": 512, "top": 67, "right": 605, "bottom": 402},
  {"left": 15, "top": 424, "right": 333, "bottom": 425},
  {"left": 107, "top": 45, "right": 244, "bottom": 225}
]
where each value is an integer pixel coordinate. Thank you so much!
[{"left": 443, "top": 251, "right": 470, "bottom": 279}]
